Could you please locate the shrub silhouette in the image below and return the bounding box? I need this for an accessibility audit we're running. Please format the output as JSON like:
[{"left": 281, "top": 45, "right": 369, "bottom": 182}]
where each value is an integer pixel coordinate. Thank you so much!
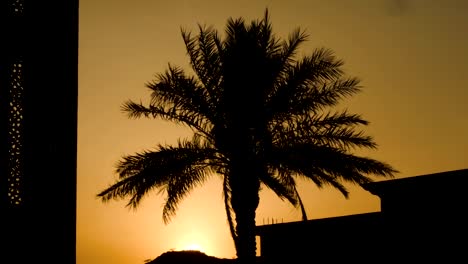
[{"left": 145, "top": 250, "right": 235, "bottom": 264}]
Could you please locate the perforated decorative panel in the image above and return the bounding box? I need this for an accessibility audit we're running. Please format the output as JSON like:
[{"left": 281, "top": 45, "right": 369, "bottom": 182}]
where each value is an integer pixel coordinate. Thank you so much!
[
  {"left": 7, "top": 61, "right": 24, "bottom": 206},
  {"left": 2, "top": 0, "right": 78, "bottom": 261},
  {"left": 12, "top": 0, "right": 24, "bottom": 14},
  {"left": 3, "top": 0, "right": 26, "bottom": 207}
]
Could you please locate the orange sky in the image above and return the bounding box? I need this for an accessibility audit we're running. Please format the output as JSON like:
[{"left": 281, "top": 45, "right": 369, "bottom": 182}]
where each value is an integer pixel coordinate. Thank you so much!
[{"left": 77, "top": 1, "right": 468, "bottom": 263}]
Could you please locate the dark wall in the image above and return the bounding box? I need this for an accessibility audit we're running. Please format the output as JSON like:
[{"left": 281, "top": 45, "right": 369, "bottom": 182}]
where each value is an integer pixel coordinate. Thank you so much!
[
  {"left": 256, "top": 213, "right": 385, "bottom": 263},
  {"left": 368, "top": 169, "right": 468, "bottom": 262},
  {"left": 1, "top": 0, "right": 78, "bottom": 263},
  {"left": 256, "top": 169, "right": 468, "bottom": 263}
]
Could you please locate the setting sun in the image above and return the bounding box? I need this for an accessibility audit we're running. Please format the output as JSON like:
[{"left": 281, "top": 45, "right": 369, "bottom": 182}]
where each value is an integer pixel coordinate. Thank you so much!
[
  {"left": 174, "top": 231, "right": 214, "bottom": 256},
  {"left": 182, "top": 243, "right": 203, "bottom": 252}
]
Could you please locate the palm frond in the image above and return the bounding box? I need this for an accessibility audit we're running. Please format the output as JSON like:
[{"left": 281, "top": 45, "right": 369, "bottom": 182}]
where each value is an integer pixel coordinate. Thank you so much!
[
  {"left": 273, "top": 156, "right": 350, "bottom": 197},
  {"left": 257, "top": 9, "right": 281, "bottom": 55},
  {"left": 311, "top": 127, "right": 376, "bottom": 150},
  {"left": 97, "top": 173, "right": 160, "bottom": 205},
  {"left": 307, "top": 47, "right": 345, "bottom": 81},
  {"left": 293, "top": 184, "right": 308, "bottom": 221},
  {"left": 97, "top": 138, "right": 220, "bottom": 223},
  {"left": 181, "top": 25, "right": 222, "bottom": 100},
  {"left": 309, "top": 77, "right": 362, "bottom": 111},
  {"left": 260, "top": 171, "right": 308, "bottom": 220},
  {"left": 145, "top": 65, "right": 217, "bottom": 123},
  {"left": 270, "top": 143, "right": 397, "bottom": 197},
  {"left": 259, "top": 172, "right": 298, "bottom": 207},
  {"left": 268, "top": 48, "right": 356, "bottom": 119},
  {"left": 222, "top": 174, "right": 238, "bottom": 250},
  {"left": 280, "top": 27, "right": 309, "bottom": 66},
  {"left": 309, "top": 110, "right": 369, "bottom": 127},
  {"left": 122, "top": 101, "right": 213, "bottom": 140},
  {"left": 162, "top": 162, "right": 214, "bottom": 223},
  {"left": 224, "top": 17, "right": 247, "bottom": 47},
  {"left": 272, "top": 110, "right": 377, "bottom": 151},
  {"left": 121, "top": 64, "right": 218, "bottom": 136}
]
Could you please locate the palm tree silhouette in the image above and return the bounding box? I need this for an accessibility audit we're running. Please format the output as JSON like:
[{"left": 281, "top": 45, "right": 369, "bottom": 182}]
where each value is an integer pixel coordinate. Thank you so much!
[{"left": 97, "top": 9, "right": 397, "bottom": 264}]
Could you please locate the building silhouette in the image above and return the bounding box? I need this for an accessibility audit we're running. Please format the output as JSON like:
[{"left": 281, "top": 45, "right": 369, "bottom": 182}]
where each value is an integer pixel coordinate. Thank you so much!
[
  {"left": 1, "top": 0, "right": 78, "bottom": 263},
  {"left": 256, "top": 168, "right": 468, "bottom": 263}
]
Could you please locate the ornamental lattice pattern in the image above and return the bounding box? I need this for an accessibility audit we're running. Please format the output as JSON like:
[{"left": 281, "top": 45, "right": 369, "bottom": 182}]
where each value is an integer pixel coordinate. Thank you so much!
[
  {"left": 12, "top": 0, "right": 24, "bottom": 14},
  {"left": 7, "top": 61, "right": 24, "bottom": 206},
  {"left": 4, "top": 0, "right": 25, "bottom": 206}
]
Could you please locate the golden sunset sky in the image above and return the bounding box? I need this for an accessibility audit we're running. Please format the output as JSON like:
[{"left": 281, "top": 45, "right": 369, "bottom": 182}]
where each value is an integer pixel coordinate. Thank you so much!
[{"left": 77, "top": 0, "right": 468, "bottom": 263}]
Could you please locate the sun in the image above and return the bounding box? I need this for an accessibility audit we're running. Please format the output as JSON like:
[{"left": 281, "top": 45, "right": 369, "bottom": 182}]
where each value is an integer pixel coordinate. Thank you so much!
[
  {"left": 174, "top": 232, "right": 213, "bottom": 255},
  {"left": 183, "top": 243, "right": 203, "bottom": 252}
]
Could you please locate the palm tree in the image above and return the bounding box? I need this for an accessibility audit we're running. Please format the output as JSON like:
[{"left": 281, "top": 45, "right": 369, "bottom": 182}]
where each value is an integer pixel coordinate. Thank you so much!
[{"left": 97, "top": 9, "right": 397, "bottom": 264}]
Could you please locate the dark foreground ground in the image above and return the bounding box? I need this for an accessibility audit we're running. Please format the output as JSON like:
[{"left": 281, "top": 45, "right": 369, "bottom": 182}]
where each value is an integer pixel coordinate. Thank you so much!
[{"left": 145, "top": 250, "right": 264, "bottom": 264}]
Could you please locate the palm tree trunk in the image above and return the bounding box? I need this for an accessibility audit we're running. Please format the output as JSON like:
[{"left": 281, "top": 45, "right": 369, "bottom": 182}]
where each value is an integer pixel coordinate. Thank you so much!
[{"left": 230, "top": 171, "right": 260, "bottom": 264}]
